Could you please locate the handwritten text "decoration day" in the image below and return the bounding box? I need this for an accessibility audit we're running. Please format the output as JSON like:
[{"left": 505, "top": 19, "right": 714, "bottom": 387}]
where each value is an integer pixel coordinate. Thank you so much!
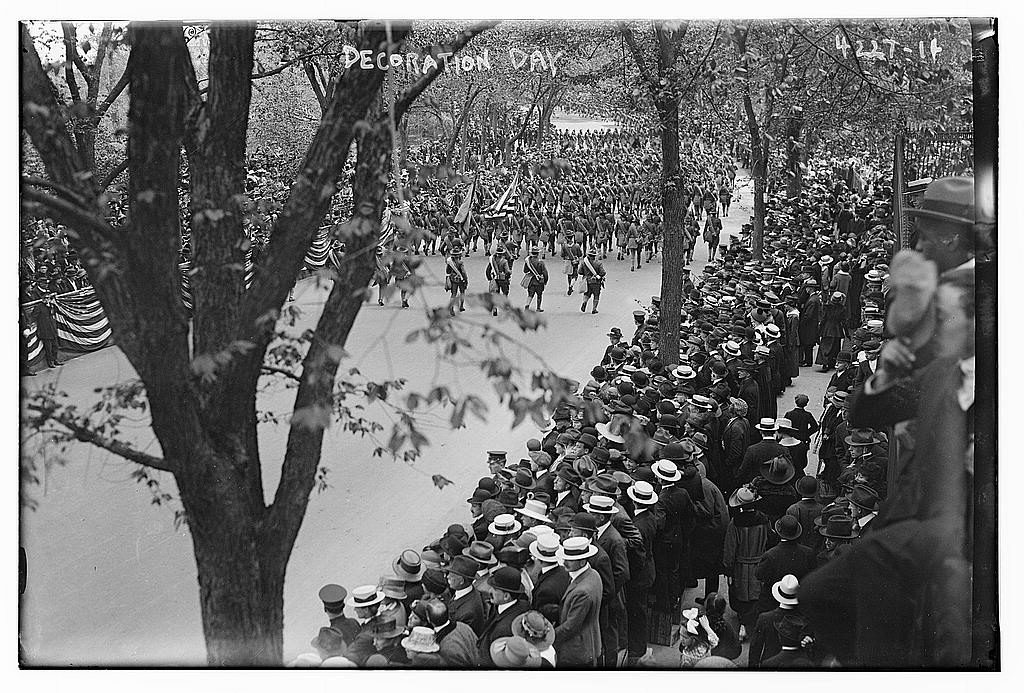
[{"left": 341, "top": 46, "right": 563, "bottom": 76}]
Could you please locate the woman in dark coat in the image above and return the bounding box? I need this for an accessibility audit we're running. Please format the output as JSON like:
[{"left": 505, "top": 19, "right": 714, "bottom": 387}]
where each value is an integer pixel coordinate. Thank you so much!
[{"left": 815, "top": 292, "right": 848, "bottom": 371}]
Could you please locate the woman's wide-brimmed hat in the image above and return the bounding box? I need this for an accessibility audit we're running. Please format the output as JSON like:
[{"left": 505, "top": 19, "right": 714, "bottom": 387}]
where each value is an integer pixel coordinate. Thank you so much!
[
  {"left": 728, "top": 485, "right": 760, "bottom": 508},
  {"left": 761, "top": 456, "right": 796, "bottom": 485},
  {"left": 512, "top": 611, "right": 556, "bottom": 650},
  {"left": 401, "top": 626, "right": 440, "bottom": 653}
]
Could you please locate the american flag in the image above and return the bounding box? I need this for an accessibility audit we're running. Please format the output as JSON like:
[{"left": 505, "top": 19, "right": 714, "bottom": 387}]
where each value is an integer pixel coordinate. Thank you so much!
[{"left": 483, "top": 169, "right": 521, "bottom": 220}]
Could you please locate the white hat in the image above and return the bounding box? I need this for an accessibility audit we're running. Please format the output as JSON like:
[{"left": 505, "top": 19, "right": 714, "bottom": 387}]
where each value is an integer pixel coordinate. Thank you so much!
[
  {"left": 287, "top": 653, "right": 323, "bottom": 668},
  {"left": 673, "top": 365, "right": 696, "bottom": 380},
  {"left": 723, "top": 340, "right": 741, "bottom": 357},
  {"left": 320, "top": 656, "right": 358, "bottom": 668},
  {"left": 595, "top": 421, "right": 624, "bottom": 444},
  {"left": 652, "top": 459, "right": 682, "bottom": 482},
  {"left": 627, "top": 481, "right": 659, "bottom": 505},
  {"left": 756, "top": 417, "right": 779, "bottom": 432},
  {"left": 516, "top": 499, "right": 551, "bottom": 524},
  {"left": 345, "top": 585, "right": 385, "bottom": 608},
  {"left": 488, "top": 514, "right": 523, "bottom": 536},
  {"left": 529, "top": 533, "right": 561, "bottom": 563},
  {"left": 556, "top": 536, "right": 598, "bottom": 561},
  {"left": 765, "top": 324, "right": 781, "bottom": 339},
  {"left": 772, "top": 574, "right": 800, "bottom": 606},
  {"left": 775, "top": 417, "right": 794, "bottom": 431},
  {"left": 583, "top": 494, "right": 618, "bottom": 515}
]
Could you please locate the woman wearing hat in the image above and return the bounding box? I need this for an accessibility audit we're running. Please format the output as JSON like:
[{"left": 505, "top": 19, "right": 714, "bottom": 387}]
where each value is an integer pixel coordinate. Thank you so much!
[
  {"left": 512, "top": 611, "right": 557, "bottom": 668},
  {"left": 723, "top": 485, "right": 770, "bottom": 641}
]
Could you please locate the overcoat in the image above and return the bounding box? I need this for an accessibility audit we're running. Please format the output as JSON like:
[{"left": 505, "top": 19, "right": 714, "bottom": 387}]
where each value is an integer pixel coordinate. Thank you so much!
[{"left": 553, "top": 566, "right": 603, "bottom": 666}]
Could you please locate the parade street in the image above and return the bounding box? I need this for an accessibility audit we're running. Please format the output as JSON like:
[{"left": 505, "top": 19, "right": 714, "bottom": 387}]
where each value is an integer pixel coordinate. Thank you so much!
[{"left": 21, "top": 171, "right": 828, "bottom": 665}]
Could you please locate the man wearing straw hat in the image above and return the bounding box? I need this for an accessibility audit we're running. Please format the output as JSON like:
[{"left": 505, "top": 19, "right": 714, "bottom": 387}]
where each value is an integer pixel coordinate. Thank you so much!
[
  {"left": 553, "top": 536, "right": 604, "bottom": 667},
  {"left": 585, "top": 494, "right": 629, "bottom": 667},
  {"left": 623, "top": 480, "right": 661, "bottom": 666},
  {"left": 529, "top": 533, "right": 570, "bottom": 625}
]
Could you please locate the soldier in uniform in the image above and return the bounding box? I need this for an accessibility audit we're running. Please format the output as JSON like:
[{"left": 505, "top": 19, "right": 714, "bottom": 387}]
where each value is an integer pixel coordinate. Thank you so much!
[{"left": 522, "top": 245, "right": 549, "bottom": 312}]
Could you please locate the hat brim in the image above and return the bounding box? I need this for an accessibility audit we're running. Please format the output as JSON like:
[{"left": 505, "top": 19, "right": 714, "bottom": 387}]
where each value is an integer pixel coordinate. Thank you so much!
[
  {"left": 516, "top": 506, "right": 551, "bottom": 523},
  {"left": 582, "top": 503, "right": 619, "bottom": 515},
  {"left": 653, "top": 469, "right": 682, "bottom": 483},
  {"left": 488, "top": 521, "right": 523, "bottom": 536},
  {"left": 626, "top": 488, "right": 659, "bottom": 505},
  {"left": 345, "top": 592, "right": 385, "bottom": 608},
  {"left": 490, "top": 639, "right": 542, "bottom": 668},
  {"left": 529, "top": 544, "right": 560, "bottom": 563},
  {"left": 462, "top": 548, "right": 498, "bottom": 565},
  {"left": 905, "top": 207, "right": 974, "bottom": 227},
  {"left": 771, "top": 583, "right": 800, "bottom": 606},
  {"left": 393, "top": 563, "right": 423, "bottom": 583},
  {"left": 555, "top": 546, "right": 598, "bottom": 560},
  {"left": 512, "top": 614, "right": 556, "bottom": 650}
]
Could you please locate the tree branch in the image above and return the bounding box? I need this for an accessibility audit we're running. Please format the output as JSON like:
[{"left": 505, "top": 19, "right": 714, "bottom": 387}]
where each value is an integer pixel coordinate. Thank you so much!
[
  {"left": 96, "top": 65, "right": 131, "bottom": 118},
  {"left": 98, "top": 158, "right": 129, "bottom": 190},
  {"left": 260, "top": 365, "right": 302, "bottom": 383},
  {"left": 393, "top": 21, "right": 498, "bottom": 119},
  {"left": 20, "top": 185, "right": 114, "bottom": 238},
  {"left": 29, "top": 404, "right": 175, "bottom": 474},
  {"left": 619, "top": 23, "right": 659, "bottom": 88},
  {"left": 196, "top": 40, "right": 334, "bottom": 95}
]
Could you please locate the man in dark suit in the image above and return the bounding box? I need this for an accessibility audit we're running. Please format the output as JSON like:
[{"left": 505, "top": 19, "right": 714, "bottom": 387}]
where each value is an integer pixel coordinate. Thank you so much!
[
  {"left": 737, "top": 419, "right": 786, "bottom": 485},
  {"left": 749, "top": 574, "right": 808, "bottom": 669},
  {"left": 735, "top": 361, "right": 761, "bottom": 430},
  {"left": 553, "top": 537, "right": 604, "bottom": 667},
  {"left": 586, "top": 495, "right": 630, "bottom": 667},
  {"left": 568, "top": 513, "right": 615, "bottom": 610},
  {"left": 477, "top": 566, "right": 531, "bottom": 666},
  {"left": 754, "top": 516, "right": 815, "bottom": 614},
  {"left": 651, "top": 460, "right": 697, "bottom": 611},
  {"left": 624, "top": 481, "right": 661, "bottom": 665},
  {"left": 426, "top": 599, "right": 480, "bottom": 667},
  {"left": 445, "top": 556, "right": 487, "bottom": 636},
  {"left": 762, "top": 618, "right": 814, "bottom": 668},
  {"left": 528, "top": 534, "right": 570, "bottom": 625}
]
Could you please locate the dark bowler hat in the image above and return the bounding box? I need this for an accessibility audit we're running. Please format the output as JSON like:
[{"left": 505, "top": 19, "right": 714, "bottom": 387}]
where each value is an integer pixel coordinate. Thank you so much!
[
  {"left": 569, "top": 512, "right": 598, "bottom": 535},
  {"left": 487, "top": 566, "right": 525, "bottom": 595},
  {"left": 774, "top": 515, "right": 803, "bottom": 541},
  {"left": 905, "top": 176, "right": 976, "bottom": 227},
  {"left": 421, "top": 568, "right": 448, "bottom": 596},
  {"left": 319, "top": 584, "right": 348, "bottom": 612},
  {"left": 796, "top": 475, "right": 819, "bottom": 498},
  {"left": 466, "top": 487, "right": 493, "bottom": 504},
  {"left": 477, "top": 477, "right": 501, "bottom": 498}
]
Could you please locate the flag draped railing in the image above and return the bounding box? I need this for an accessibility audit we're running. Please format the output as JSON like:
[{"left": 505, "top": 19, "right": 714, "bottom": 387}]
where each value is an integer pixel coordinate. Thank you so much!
[{"left": 21, "top": 286, "right": 112, "bottom": 366}]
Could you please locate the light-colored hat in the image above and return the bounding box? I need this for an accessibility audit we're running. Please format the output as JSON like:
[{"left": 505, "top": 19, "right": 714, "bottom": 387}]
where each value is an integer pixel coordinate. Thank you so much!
[
  {"left": 516, "top": 498, "right": 551, "bottom": 523},
  {"left": 723, "top": 340, "right": 741, "bottom": 357},
  {"left": 652, "top": 459, "right": 682, "bottom": 482},
  {"left": 401, "top": 626, "right": 440, "bottom": 653},
  {"left": 529, "top": 533, "right": 561, "bottom": 563},
  {"left": 771, "top": 574, "right": 800, "bottom": 606},
  {"left": 673, "top": 365, "right": 696, "bottom": 380},
  {"left": 488, "top": 514, "right": 523, "bottom": 536},
  {"left": 627, "top": 481, "right": 659, "bottom": 505},
  {"left": 345, "top": 585, "right": 384, "bottom": 608},
  {"left": 756, "top": 417, "right": 779, "bottom": 432},
  {"left": 320, "top": 656, "right": 357, "bottom": 668},
  {"left": 775, "top": 417, "right": 795, "bottom": 431},
  {"left": 490, "top": 636, "right": 542, "bottom": 668},
  {"left": 556, "top": 536, "right": 598, "bottom": 561},
  {"left": 595, "top": 421, "right": 624, "bottom": 444},
  {"left": 765, "top": 324, "right": 781, "bottom": 340},
  {"left": 583, "top": 494, "right": 618, "bottom": 515}
]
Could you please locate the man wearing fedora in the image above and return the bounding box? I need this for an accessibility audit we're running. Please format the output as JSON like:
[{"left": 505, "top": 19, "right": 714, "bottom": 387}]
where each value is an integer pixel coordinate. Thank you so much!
[
  {"left": 721, "top": 398, "right": 752, "bottom": 496},
  {"left": 445, "top": 555, "right": 487, "bottom": 636},
  {"left": 624, "top": 480, "right": 661, "bottom": 666},
  {"left": 477, "top": 566, "right": 531, "bottom": 666},
  {"left": 847, "top": 483, "right": 880, "bottom": 533},
  {"left": 748, "top": 574, "right": 809, "bottom": 669},
  {"left": 798, "top": 281, "right": 822, "bottom": 366},
  {"left": 553, "top": 537, "right": 604, "bottom": 667}
]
